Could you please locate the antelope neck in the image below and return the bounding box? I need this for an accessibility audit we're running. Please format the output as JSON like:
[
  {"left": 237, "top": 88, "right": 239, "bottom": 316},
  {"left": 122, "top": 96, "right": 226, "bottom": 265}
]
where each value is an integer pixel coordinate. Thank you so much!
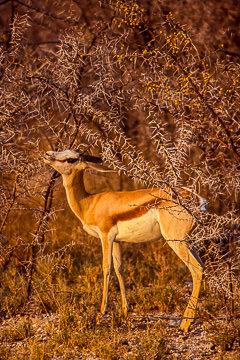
[{"left": 62, "top": 169, "right": 88, "bottom": 220}]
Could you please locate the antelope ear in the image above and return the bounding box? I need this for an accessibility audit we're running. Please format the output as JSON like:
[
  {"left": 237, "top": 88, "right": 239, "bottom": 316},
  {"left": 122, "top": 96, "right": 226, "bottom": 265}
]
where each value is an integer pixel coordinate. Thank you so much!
[{"left": 86, "top": 162, "right": 116, "bottom": 173}]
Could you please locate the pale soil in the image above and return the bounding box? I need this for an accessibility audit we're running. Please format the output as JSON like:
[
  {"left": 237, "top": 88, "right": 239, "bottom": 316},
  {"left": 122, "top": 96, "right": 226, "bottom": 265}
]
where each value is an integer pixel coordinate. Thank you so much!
[{"left": 0, "top": 312, "right": 239, "bottom": 359}]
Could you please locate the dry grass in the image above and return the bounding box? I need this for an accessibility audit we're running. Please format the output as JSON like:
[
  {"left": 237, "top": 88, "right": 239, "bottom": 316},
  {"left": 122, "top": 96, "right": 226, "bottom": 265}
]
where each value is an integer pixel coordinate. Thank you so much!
[
  {"left": 0, "top": 1, "right": 239, "bottom": 358},
  {"left": 0, "top": 230, "right": 239, "bottom": 359}
]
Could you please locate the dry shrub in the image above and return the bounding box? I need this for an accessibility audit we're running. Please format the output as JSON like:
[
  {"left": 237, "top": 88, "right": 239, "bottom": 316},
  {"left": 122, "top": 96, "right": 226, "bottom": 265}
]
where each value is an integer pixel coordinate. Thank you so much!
[{"left": 0, "top": 0, "right": 239, "bottom": 351}]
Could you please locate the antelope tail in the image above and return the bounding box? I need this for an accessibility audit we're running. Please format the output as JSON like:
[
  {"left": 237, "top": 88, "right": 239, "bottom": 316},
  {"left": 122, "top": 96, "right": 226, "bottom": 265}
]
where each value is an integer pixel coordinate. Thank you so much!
[{"left": 182, "top": 187, "right": 208, "bottom": 212}]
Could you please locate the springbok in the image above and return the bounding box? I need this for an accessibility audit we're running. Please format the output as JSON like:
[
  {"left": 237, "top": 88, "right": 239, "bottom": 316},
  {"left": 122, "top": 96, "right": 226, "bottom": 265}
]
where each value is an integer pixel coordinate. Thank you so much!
[{"left": 44, "top": 149, "right": 205, "bottom": 332}]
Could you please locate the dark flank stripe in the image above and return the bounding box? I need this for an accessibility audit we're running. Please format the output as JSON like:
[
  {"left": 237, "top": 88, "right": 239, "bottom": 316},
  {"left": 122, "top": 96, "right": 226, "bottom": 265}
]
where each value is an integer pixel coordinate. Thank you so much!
[{"left": 111, "top": 197, "right": 177, "bottom": 224}]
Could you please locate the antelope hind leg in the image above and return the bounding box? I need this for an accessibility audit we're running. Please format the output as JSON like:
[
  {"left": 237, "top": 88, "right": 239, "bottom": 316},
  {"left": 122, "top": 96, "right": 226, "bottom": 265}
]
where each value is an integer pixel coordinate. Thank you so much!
[{"left": 167, "top": 241, "right": 204, "bottom": 332}]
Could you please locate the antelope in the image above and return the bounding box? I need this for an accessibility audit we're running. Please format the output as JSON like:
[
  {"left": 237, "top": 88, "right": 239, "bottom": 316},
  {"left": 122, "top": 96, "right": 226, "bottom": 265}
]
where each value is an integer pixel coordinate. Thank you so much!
[{"left": 43, "top": 149, "right": 205, "bottom": 332}]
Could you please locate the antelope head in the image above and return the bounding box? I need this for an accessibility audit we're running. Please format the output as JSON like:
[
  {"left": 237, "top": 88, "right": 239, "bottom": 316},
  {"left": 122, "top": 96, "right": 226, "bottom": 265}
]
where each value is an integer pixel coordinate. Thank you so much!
[{"left": 44, "top": 149, "right": 112, "bottom": 175}]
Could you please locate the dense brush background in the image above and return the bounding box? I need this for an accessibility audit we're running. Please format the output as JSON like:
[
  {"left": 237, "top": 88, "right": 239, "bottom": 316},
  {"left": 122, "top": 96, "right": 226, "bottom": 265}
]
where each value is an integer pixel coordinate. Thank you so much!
[{"left": 0, "top": 1, "right": 239, "bottom": 359}]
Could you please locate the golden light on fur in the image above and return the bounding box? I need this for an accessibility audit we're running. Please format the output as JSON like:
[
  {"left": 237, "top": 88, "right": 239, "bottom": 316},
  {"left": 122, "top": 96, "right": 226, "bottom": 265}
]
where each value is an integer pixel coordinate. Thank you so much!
[{"left": 44, "top": 149, "right": 205, "bottom": 332}]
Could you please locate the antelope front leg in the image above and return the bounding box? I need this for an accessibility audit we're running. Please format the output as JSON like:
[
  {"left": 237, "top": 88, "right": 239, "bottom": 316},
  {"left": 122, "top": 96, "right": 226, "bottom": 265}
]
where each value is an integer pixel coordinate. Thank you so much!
[
  {"left": 100, "top": 235, "right": 113, "bottom": 316},
  {"left": 112, "top": 242, "right": 128, "bottom": 317}
]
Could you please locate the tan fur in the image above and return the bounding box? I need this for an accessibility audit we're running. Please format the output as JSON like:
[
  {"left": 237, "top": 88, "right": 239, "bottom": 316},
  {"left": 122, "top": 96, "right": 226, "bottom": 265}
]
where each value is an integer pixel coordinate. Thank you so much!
[{"left": 44, "top": 150, "right": 204, "bottom": 332}]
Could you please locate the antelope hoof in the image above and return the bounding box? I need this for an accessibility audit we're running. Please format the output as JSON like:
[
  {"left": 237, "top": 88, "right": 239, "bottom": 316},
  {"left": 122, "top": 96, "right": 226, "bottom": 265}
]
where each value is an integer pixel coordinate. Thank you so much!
[
  {"left": 96, "top": 312, "right": 110, "bottom": 324},
  {"left": 180, "top": 318, "right": 192, "bottom": 332}
]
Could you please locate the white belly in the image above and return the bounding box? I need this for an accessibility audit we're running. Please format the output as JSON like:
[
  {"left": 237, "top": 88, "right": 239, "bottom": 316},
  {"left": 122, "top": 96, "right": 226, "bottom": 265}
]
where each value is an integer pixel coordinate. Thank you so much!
[{"left": 115, "top": 209, "right": 162, "bottom": 243}]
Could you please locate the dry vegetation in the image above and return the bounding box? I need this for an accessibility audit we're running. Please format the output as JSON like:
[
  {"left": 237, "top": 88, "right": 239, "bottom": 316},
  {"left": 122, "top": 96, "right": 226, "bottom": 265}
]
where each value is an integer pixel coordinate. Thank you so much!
[{"left": 0, "top": 0, "right": 239, "bottom": 359}]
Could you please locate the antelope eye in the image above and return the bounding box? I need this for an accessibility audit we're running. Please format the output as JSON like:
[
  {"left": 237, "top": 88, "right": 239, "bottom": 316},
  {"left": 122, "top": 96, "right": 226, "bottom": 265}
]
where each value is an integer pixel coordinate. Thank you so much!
[{"left": 66, "top": 158, "right": 78, "bottom": 164}]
